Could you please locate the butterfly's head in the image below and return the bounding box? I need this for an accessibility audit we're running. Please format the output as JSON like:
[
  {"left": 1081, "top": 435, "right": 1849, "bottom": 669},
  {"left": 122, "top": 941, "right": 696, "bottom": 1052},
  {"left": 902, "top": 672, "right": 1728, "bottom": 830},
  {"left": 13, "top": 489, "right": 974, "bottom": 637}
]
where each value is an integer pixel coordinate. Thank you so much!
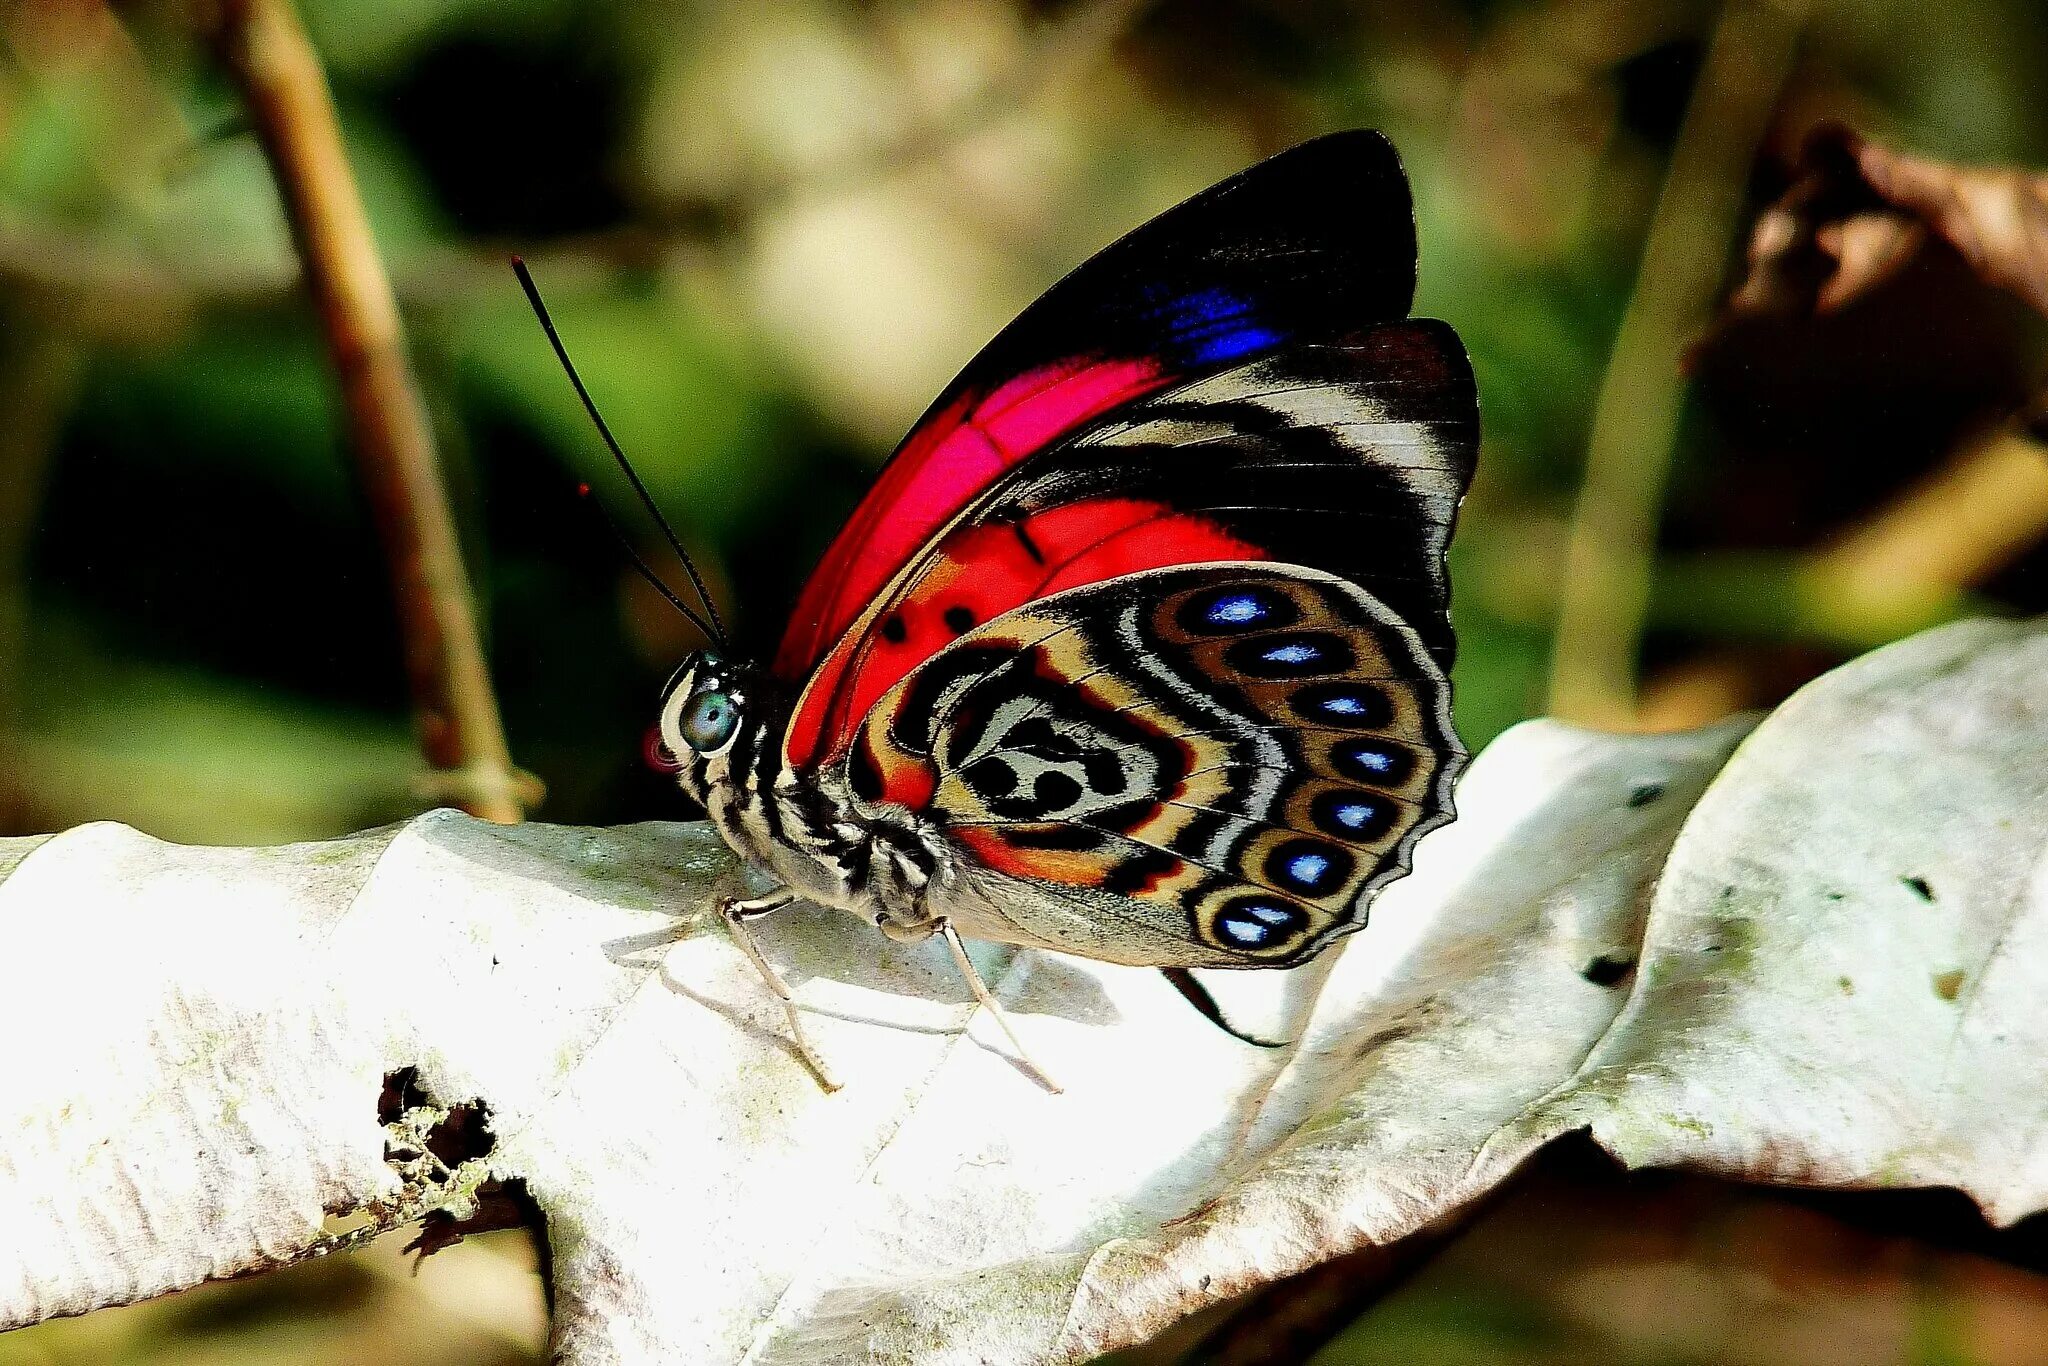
[{"left": 657, "top": 650, "right": 765, "bottom": 800}]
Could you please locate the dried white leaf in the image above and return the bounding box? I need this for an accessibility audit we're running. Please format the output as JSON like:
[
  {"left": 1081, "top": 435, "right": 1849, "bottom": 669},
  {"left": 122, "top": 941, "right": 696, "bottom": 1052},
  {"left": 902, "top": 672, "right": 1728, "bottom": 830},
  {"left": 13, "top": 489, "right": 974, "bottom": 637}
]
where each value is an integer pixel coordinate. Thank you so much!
[
  {"left": 0, "top": 617, "right": 2041, "bottom": 1364},
  {"left": 1536, "top": 616, "right": 2048, "bottom": 1216}
]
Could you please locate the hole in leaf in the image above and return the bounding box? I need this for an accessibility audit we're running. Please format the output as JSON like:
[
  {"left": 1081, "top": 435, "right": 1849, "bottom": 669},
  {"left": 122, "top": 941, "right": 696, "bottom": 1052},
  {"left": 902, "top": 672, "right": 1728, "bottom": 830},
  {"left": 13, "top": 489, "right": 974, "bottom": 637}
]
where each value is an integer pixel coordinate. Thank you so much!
[
  {"left": 426, "top": 1100, "right": 496, "bottom": 1166},
  {"left": 378, "top": 1066, "right": 429, "bottom": 1125},
  {"left": 1581, "top": 953, "right": 1636, "bottom": 987}
]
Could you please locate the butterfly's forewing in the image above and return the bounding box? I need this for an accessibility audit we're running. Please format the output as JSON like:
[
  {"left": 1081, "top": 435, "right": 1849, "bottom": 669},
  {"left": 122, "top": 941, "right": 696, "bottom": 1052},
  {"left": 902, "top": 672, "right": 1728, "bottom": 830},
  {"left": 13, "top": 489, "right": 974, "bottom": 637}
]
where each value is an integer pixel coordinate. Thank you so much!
[
  {"left": 848, "top": 563, "right": 1460, "bottom": 968},
  {"left": 777, "top": 131, "right": 1421, "bottom": 767}
]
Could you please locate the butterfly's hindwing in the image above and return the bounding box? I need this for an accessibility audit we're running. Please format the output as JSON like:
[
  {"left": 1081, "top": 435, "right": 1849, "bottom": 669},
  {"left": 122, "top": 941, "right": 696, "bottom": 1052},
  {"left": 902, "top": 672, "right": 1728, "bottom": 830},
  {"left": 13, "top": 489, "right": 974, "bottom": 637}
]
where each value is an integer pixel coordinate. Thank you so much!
[{"left": 848, "top": 563, "right": 1459, "bottom": 967}]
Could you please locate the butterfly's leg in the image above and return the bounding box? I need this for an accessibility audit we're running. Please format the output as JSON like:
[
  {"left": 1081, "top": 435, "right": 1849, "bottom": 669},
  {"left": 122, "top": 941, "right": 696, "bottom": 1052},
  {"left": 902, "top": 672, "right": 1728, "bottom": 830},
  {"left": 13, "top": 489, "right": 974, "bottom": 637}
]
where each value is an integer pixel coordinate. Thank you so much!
[
  {"left": 727, "top": 888, "right": 797, "bottom": 919},
  {"left": 936, "top": 920, "right": 1062, "bottom": 1094},
  {"left": 720, "top": 889, "right": 841, "bottom": 1092}
]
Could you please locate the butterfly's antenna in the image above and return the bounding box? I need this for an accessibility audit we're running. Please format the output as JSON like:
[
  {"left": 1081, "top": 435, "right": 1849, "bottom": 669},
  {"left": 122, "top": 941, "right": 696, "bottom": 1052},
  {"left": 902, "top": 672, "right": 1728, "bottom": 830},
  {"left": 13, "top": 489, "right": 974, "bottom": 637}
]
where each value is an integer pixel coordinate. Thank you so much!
[
  {"left": 512, "top": 257, "right": 730, "bottom": 649},
  {"left": 571, "top": 481, "right": 717, "bottom": 639}
]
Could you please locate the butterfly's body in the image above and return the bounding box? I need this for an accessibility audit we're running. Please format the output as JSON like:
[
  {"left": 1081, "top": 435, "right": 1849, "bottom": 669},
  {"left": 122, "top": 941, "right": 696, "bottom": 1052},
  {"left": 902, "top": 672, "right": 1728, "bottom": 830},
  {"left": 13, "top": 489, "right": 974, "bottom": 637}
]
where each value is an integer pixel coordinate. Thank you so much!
[
  {"left": 547, "top": 131, "right": 1480, "bottom": 1081},
  {"left": 662, "top": 655, "right": 963, "bottom": 945}
]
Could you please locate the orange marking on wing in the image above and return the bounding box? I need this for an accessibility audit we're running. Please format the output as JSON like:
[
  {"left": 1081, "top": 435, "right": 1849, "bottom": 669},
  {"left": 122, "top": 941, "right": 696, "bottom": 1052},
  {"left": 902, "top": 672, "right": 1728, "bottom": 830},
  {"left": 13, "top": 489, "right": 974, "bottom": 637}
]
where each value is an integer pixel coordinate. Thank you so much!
[{"left": 953, "top": 826, "right": 1109, "bottom": 888}]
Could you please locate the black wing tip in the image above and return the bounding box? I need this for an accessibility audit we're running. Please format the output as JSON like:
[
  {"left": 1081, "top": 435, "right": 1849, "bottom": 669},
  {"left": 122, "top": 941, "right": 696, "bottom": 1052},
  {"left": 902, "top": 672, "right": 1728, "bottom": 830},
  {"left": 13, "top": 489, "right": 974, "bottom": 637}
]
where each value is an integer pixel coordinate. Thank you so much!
[
  {"left": 1270, "top": 127, "right": 1404, "bottom": 172},
  {"left": 1264, "top": 126, "right": 1418, "bottom": 285},
  {"left": 1232, "top": 127, "right": 1418, "bottom": 289}
]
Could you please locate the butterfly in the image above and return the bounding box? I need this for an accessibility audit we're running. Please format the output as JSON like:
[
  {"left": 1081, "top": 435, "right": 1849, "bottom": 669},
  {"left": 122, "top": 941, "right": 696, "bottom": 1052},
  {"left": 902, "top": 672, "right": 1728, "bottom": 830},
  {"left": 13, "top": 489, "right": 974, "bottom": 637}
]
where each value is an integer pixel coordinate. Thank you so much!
[{"left": 519, "top": 130, "right": 1477, "bottom": 1089}]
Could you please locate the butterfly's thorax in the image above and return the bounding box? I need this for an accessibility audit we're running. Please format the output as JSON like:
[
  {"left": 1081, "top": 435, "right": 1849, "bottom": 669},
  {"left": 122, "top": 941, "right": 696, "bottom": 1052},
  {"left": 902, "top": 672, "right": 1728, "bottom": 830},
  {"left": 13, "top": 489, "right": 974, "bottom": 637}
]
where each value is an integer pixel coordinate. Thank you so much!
[{"left": 669, "top": 661, "right": 956, "bottom": 933}]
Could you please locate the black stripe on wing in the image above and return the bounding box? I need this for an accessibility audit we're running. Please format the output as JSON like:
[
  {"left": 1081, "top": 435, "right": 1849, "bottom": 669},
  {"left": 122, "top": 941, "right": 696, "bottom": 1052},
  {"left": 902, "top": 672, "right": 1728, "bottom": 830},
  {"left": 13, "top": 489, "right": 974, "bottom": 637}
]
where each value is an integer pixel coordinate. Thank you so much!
[{"left": 983, "top": 322, "right": 1478, "bottom": 669}]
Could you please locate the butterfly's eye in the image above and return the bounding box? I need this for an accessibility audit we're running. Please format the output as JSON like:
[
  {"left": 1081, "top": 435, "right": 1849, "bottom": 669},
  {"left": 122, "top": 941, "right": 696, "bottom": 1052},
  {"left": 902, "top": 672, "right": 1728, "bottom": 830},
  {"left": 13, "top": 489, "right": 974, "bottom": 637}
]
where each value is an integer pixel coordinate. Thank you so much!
[{"left": 681, "top": 688, "right": 741, "bottom": 754}]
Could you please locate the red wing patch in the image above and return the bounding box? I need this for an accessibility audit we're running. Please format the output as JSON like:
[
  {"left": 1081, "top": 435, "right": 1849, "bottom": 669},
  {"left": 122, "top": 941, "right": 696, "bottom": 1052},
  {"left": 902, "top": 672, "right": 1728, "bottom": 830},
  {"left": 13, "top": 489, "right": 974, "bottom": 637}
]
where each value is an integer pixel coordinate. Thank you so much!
[
  {"left": 785, "top": 498, "right": 1267, "bottom": 767},
  {"left": 771, "top": 356, "right": 1175, "bottom": 682}
]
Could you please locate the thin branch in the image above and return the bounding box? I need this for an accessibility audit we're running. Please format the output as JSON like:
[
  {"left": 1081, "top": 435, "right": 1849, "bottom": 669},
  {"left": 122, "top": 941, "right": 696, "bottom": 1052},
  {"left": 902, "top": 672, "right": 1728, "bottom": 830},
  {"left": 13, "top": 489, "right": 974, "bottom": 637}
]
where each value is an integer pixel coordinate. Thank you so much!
[
  {"left": 1800, "top": 422, "right": 2048, "bottom": 632},
  {"left": 2, "top": 0, "right": 1151, "bottom": 332},
  {"left": 0, "top": 210, "right": 673, "bottom": 330},
  {"left": 206, "top": 0, "right": 533, "bottom": 823},
  {"left": 1546, "top": 0, "right": 1808, "bottom": 727}
]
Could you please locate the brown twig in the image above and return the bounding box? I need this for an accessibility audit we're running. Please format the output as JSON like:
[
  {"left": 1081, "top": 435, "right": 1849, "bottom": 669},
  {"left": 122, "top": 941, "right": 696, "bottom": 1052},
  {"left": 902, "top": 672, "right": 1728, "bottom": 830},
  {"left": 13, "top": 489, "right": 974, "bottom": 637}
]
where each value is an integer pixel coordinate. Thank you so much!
[
  {"left": 1800, "top": 422, "right": 2048, "bottom": 628},
  {"left": 1546, "top": 0, "right": 1808, "bottom": 728},
  {"left": 0, "top": 212, "right": 682, "bottom": 340},
  {"left": 3, "top": 0, "right": 1151, "bottom": 334},
  {"left": 207, "top": 0, "right": 533, "bottom": 822}
]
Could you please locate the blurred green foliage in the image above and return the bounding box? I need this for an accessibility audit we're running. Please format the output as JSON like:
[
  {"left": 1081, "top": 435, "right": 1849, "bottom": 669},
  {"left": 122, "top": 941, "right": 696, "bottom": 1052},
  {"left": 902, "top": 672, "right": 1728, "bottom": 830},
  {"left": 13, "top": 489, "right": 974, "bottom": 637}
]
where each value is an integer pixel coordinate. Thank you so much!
[
  {"left": 3, "top": 0, "right": 2047, "bottom": 1360},
  {"left": 3, "top": 0, "right": 2044, "bottom": 843}
]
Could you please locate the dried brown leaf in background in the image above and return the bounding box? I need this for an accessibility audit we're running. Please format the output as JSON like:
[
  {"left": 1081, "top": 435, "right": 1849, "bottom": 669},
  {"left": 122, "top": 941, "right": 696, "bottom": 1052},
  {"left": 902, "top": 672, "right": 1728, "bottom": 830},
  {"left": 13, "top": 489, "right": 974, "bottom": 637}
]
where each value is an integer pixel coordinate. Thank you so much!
[{"left": 1721, "top": 122, "right": 2048, "bottom": 329}]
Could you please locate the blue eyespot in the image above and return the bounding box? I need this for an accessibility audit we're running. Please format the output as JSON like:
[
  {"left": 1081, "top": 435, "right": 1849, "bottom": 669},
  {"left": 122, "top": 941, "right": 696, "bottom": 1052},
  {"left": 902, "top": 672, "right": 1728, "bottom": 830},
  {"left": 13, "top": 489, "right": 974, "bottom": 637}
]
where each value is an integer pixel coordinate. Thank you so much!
[
  {"left": 1310, "top": 790, "right": 1397, "bottom": 841},
  {"left": 1226, "top": 632, "right": 1356, "bottom": 679},
  {"left": 1344, "top": 743, "right": 1392, "bottom": 772},
  {"left": 1211, "top": 595, "right": 1268, "bottom": 625},
  {"left": 1333, "top": 739, "right": 1415, "bottom": 786},
  {"left": 1214, "top": 896, "right": 1307, "bottom": 949},
  {"left": 1178, "top": 585, "right": 1300, "bottom": 637},
  {"left": 1292, "top": 683, "right": 1393, "bottom": 729},
  {"left": 1267, "top": 838, "right": 1355, "bottom": 895},
  {"left": 1289, "top": 852, "right": 1330, "bottom": 881}
]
